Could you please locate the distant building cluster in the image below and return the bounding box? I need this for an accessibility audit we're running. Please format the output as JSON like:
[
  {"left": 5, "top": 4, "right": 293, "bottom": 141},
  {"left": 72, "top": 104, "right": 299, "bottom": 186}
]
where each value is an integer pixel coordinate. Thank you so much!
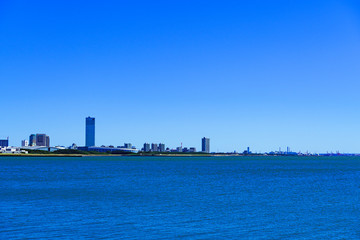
[
  {"left": 82, "top": 117, "right": 210, "bottom": 154},
  {"left": 141, "top": 142, "right": 200, "bottom": 153},
  {"left": 20, "top": 134, "right": 61, "bottom": 152},
  {"left": 142, "top": 143, "right": 168, "bottom": 152},
  {"left": 267, "top": 146, "right": 298, "bottom": 156},
  {"left": 0, "top": 137, "right": 25, "bottom": 154},
  {"left": 0, "top": 146, "right": 27, "bottom": 154},
  {"left": 2, "top": 116, "right": 213, "bottom": 154},
  {"left": 78, "top": 117, "right": 139, "bottom": 153},
  {"left": 0, "top": 116, "right": 351, "bottom": 155},
  {"left": 26, "top": 134, "right": 50, "bottom": 147}
]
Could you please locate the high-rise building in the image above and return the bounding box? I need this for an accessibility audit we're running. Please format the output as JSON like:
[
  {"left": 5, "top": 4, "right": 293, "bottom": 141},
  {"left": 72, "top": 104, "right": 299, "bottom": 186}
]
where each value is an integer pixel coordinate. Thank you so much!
[
  {"left": 0, "top": 137, "right": 9, "bottom": 147},
  {"left": 143, "top": 143, "right": 150, "bottom": 152},
  {"left": 159, "top": 143, "right": 165, "bottom": 152},
  {"left": 36, "top": 134, "right": 50, "bottom": 147},
  {"left": 36, "top": 134, "right": 45, "bottom": 146},
  {"left": 21, "top": 140, "right": 29, "bottom": 147},
  {"left": 201, "top": 137, "right": 210, "bottom": 153},
  {"left": 86, "top": 117, "right": 95, "bottom": 147},
  {"left": 29, "top": 134, "right": 36, "bottom": 146},
  {"left": 151, "top": 143, "right": 158, "bottom": 152},
  {"left": 124, "top": 143, "right": 132, "bottom": 149}
]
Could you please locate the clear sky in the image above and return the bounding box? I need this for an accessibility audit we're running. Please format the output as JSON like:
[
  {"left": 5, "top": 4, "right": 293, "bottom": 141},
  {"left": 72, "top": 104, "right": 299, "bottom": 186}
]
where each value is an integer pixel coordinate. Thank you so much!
[{"left": 1, "top": 0, "right": 360, "bottom": 153}]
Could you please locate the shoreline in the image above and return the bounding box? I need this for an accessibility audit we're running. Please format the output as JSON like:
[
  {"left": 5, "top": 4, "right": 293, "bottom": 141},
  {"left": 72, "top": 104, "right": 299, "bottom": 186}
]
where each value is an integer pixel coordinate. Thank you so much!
[
  {"left": 0, "top": 154, "right": 212, "bottom": 157},
  {"left": 0, "top": 154, "right": 357, "bottom": 157}
]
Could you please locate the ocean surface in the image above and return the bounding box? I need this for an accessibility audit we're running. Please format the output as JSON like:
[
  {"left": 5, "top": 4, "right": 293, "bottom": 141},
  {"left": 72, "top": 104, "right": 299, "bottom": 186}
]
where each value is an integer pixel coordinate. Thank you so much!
[{"left": 0, "top": 156, "right": 359, "bottom": 239}]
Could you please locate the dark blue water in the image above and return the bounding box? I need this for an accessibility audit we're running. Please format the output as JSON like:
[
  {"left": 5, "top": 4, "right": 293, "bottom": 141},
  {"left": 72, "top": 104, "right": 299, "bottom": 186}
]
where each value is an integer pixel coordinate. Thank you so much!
[{"left": 0, "top": 156, "right": 359, "bottom": 239}]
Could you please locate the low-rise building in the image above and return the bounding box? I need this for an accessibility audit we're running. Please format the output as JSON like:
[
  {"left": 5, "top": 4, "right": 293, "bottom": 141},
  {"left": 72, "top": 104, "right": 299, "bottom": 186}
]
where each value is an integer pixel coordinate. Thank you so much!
[
  {"left": 0, "top": 147, "right": 28, "bottom": 154},
  {"left": 21, "top": 146, "right": 65, "bottom": 152},
  {"left": 69, "top": 143, "right": 77, "bottom": 149},
  {"left": 189, "top": 147, "right": 196, "bottom": 152},
  {"left": 78, "top": 146, "right": 139, "bottom": 153}
]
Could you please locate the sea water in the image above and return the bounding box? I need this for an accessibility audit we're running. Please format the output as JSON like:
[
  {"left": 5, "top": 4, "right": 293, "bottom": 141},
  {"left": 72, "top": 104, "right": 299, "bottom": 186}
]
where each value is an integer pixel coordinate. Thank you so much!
[{"left": 0, "top": 156, "right": 359, "bottom": 239}]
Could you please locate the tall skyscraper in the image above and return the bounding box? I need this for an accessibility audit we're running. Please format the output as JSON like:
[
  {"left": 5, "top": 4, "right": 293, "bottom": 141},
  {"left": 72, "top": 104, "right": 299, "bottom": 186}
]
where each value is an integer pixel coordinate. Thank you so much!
[
  {"left": 86, "top": 117, "right": 95, "bottom": 147},
  {"left": 202, "top": 137, "right": 210, "bottom": 153},
  {"left": 29, "top": 134, "right": 36, "bottom": 146},
  {"left": 36, "top": 134, "right": 50, "bottom": 147}
]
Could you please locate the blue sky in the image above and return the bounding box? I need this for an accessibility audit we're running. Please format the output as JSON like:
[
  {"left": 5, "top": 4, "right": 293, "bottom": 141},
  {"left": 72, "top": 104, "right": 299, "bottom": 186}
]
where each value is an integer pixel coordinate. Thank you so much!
[{"left": 1, "top": 0, "right": 360, "bottom": 153}]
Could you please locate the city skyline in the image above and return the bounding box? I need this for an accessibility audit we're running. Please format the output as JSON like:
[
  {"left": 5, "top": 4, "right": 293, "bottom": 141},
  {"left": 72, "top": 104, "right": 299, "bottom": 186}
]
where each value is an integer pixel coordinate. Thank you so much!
[
  {"left": 1, "top": 1, "right": 360, "bottom": 153},
  {"left": 1, "top": 2, "right": 359, "bottom": 239},
  {"left": 2, "top": 113, "right": 360, "bottom": 153},
  {"left": 2, "top": 114, "right": 360, "bottom": 154}
]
